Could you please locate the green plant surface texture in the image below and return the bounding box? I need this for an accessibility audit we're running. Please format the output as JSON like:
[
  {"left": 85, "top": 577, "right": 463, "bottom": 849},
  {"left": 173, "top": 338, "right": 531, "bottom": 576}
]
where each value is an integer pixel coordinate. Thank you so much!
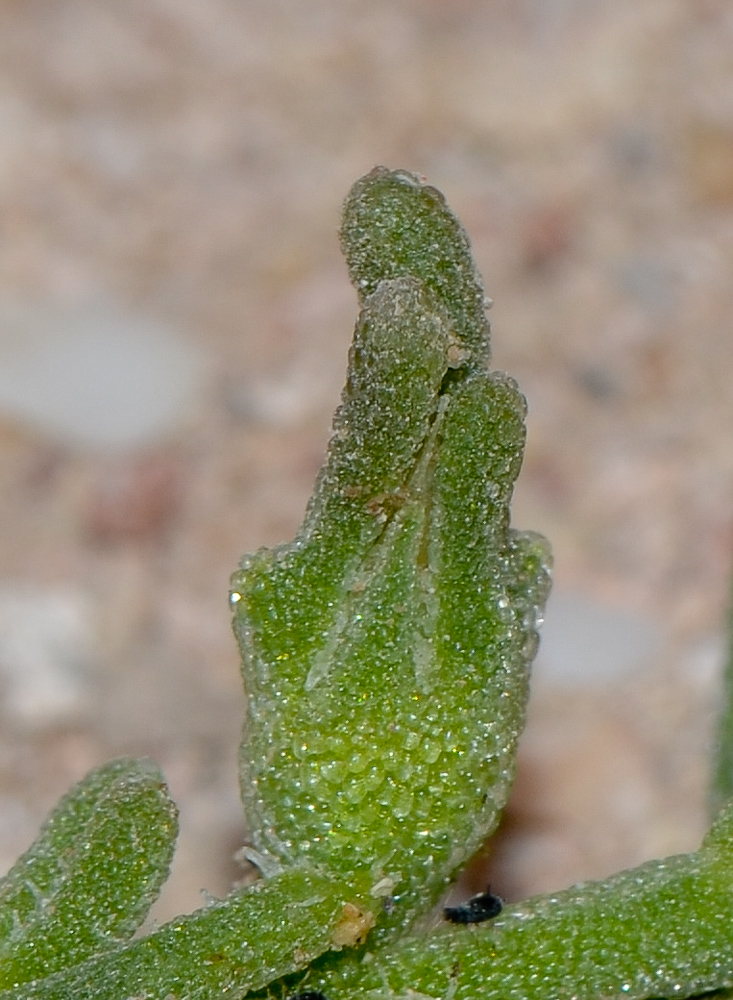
[
  {"left": 0, "top": 758, "right": 177, "bottom": 988},
  {"left": 340, "top": 166, "right": 491, "bottom": 363},
  {"left": 0, "top": 863, "right": 372, "bottom": 1000},
  {"left": 300, "top": 799, "right": 733, "bottom": 1000},
  {"left": 230, "top": 166, "right": 552, "bottom": 940}
]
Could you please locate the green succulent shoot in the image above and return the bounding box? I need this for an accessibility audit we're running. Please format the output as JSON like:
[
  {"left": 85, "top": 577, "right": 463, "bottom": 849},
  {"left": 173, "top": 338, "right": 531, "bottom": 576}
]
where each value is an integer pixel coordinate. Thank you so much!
[
  {"left": 230, "top": 166, "right": 552, "bottom": 942},
  {"left": 4, "top": 167, "right": 733, "bottom": 1000}
]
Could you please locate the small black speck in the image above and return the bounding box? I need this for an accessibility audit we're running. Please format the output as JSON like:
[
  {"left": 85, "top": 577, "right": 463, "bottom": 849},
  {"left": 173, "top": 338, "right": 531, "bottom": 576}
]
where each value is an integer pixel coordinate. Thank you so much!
[
  {"left": 444, "top": 889, "right": 503, "bottom": 925},
  {"left": 288, "top": 993, "right": 329, "bottom": 1000}
]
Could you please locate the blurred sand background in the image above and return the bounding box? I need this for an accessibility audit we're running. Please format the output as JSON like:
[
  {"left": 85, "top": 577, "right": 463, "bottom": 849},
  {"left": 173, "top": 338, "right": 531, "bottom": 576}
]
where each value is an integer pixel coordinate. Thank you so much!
[{"left": 1, "top": 0, "right": 733, "bottom": 920}]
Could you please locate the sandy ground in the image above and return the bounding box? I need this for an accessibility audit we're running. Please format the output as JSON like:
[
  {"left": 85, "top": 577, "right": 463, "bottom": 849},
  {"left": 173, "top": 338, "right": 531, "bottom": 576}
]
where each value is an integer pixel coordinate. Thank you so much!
[{"left": 1, "top": 1, "right": 733, "bottom": 920}]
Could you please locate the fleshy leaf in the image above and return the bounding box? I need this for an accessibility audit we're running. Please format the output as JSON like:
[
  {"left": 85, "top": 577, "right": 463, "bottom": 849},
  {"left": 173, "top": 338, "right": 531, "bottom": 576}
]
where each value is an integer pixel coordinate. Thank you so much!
[
  {"left": 0, "top": 758, "right": 177, "bottom": 987},
  {"left": 0, "top": 864, "right": 373, "bottom": 1000},
  {"left": 231, "top": 167, "right": 551, "bottom": 940},
  {"left": 341, "top": 166, "right": 491, "bottom": 365},
  {"left": 306, "top": 800, "right": 733, "bottom": 1000}
]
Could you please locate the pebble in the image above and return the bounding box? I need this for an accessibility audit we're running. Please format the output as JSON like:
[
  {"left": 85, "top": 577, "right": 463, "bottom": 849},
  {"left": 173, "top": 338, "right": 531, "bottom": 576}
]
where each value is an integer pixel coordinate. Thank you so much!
[
  {"left": 0, "top": 584, "right": 94, "bottom": 728},
  {"left": 535, "top": 588, "right": 664, "bottom": 686},
  {"left": 0, "top": 299, "right": 204, "bottom": 452}
]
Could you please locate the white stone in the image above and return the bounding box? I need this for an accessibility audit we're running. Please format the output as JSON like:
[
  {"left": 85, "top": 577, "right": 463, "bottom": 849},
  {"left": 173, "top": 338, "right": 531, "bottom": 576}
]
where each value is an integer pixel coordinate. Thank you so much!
[{"left": 0, "top": 299, "right": 204, "bottom": 451}]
